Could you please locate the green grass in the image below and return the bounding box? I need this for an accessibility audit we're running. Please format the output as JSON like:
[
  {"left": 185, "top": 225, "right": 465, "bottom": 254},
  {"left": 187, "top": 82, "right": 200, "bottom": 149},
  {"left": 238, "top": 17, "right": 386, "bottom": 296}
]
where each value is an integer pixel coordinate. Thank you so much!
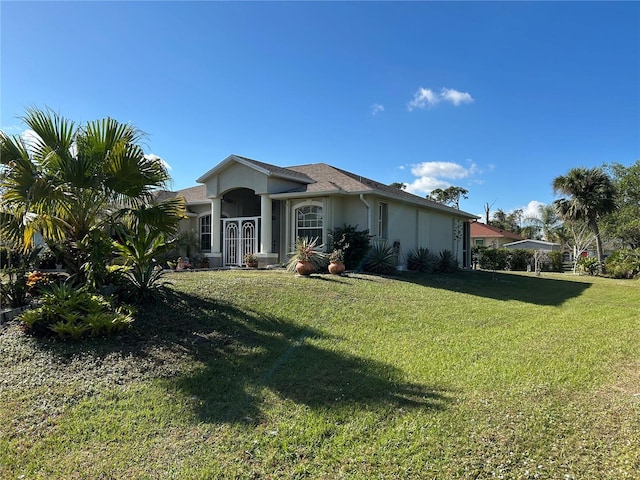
[{"left": 1, "top": 270, "right": 639, "bottom": 479}]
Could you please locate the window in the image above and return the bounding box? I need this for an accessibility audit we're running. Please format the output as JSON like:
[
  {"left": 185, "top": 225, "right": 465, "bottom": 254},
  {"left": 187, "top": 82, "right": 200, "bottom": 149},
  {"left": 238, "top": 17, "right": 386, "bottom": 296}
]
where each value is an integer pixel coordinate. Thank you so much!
[
  {"left": 200, "top": 215, "right": 211, "bottom": 251},
  {"left": 474, "top": 239, "right": 484, "bottom": 247},
  {"left": 296, "top": 205, "right": 323, "bottom": 241},
  {"left": 377, "top": 202, "right": 388, "bottom": 239}
]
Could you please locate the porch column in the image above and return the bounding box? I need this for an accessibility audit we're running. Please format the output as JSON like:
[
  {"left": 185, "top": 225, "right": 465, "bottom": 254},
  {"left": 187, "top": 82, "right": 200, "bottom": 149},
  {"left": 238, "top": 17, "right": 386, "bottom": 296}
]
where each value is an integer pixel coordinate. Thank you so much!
[
  {"left": 211, "top": 197, "right": 221, "bottom": 253},
  {"left": 260, "top": 194, "right": 272, "bottom": 253}
]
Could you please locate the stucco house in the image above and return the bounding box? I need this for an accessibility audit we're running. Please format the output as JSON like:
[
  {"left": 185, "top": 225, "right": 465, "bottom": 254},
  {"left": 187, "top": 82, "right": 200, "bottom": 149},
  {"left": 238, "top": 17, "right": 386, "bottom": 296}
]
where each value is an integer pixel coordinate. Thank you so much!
[
  {"left": 470, "top": 222, "right": 524, "bottom": 249},
  {"left": 162, "top": 154, "right": 478, "bottom": 269}
]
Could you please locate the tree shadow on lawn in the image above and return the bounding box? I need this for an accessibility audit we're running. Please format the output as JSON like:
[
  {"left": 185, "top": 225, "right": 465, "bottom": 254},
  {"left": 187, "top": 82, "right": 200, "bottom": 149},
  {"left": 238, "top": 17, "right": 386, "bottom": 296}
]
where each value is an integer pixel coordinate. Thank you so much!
[
  {"left": 392, "top": 269, "right": 591, "bottom": 307},
  {"left": 159, "top": 291, "right": 451, "bottom": 424},
  {"left": 30, "top": 289, "right": 451, "bottom": 425}
]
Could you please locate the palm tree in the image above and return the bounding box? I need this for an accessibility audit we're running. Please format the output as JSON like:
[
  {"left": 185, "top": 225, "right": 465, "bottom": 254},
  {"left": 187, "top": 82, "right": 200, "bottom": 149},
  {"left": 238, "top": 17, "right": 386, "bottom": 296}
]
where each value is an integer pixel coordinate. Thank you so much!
[
  {"left": 523, "top": 204, "right": 563, "bottom": 242},
  {"left": 552, "top": 167, "right": 616, "bottom": 270},
  {"left": 0, "top": 107, "right": 184, "bottom": 284}
]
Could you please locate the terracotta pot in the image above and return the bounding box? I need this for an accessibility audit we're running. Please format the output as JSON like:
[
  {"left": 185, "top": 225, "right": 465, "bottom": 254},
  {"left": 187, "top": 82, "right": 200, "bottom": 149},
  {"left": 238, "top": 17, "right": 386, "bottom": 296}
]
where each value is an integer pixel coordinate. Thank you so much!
[
  {"left": 328, "top": 261, "right": 345, "bottom": 275},
  {"left": 295, "top": 261, "right": 315, "bottom": 275}
]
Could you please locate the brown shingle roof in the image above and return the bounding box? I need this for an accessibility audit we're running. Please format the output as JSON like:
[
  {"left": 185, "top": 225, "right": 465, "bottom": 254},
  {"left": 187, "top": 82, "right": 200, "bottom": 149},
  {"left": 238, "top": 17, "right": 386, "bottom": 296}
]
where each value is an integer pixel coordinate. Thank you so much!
[{"left": 173, "top": 156, "right": 478, "bottom": 219}]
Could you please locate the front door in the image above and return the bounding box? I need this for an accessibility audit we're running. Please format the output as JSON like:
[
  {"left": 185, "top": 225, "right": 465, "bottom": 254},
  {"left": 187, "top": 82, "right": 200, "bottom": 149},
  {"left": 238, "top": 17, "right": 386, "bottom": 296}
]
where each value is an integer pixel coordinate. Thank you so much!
[{"left": 222, "top": 217, "right": 259, "bottom": 266}]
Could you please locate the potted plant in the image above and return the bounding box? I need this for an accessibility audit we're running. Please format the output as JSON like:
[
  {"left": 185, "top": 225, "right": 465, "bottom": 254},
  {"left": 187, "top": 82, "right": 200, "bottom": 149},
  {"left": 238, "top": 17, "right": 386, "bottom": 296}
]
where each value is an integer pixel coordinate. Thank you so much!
[
  {"left": 287, "top": 237, "right": 328, "bottom": 275},
  {"left": 244, "top": 252, "right": 259, "bottom": 268},
  {"left": 328, "top": 248, "right": 346, "bottom": 275}
]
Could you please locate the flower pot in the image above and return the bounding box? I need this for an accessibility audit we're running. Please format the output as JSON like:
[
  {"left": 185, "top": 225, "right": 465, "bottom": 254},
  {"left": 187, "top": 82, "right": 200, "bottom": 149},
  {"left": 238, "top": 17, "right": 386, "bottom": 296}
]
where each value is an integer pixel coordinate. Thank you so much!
[
  {"left": 328, "top": 261, "right": 345, "bottom": 275},
  {"left": 295, "top": 261, "right": 315, "bottom": 276}
]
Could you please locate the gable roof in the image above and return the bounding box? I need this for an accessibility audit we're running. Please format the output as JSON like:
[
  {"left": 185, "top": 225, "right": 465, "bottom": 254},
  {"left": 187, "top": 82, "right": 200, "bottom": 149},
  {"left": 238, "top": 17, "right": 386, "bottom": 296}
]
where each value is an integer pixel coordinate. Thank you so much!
[
  {"left": 196, "top": 154, "right": 314, "bottom": 184},
  {"left": 167, "top": 155, "right": 479, "bottom": 219},
  {"left": 470, "top": 222, "right": 525, "bottom": 241}
]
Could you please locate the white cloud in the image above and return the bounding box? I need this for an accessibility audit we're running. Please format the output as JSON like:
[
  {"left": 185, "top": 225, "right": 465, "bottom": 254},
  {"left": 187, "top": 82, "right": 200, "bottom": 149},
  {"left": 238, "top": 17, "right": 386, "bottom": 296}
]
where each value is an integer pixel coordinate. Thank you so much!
[
  {"left": 407, "top": 87, "right": 474, "bottom": 111},
  {"left": 145, "top": 153, "right": 172, "bottom": 171},
  {"left": 405, "top": 176, "right": 450, "bottom": 196},
  {"left": 520, "top": 200, "right": 546, "bottom": 220},
  {"left": 21, "top": 129, "right": 40, "bottom": 148},
  {"left": 440, "top": 88, "right": 474, "bottom": 106},
  {"left": 411, "top": 161, "right": 476, "bottom": 180},
  {"left": 403, "top": 160, "right": 479, "bottom": 196},
  {"left": 371, "top": 103, "right": 385, "bottom": 116},
  {"left": 407, "top": 88, "right": 440, "bottom": 111}
]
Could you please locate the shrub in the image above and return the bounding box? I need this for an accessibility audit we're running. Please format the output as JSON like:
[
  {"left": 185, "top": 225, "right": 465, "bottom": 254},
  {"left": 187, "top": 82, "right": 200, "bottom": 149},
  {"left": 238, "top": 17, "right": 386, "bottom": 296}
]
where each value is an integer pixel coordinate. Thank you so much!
[
  {"left": 549, "top": 250, "right": 565, "bottom": 272},
  {"left": 478, "top": 248, "right": 508, "bottom": 270},
  {"left": 329, "top": 224, "right": 371, "bottom": 271},
  {"left": 576, "top": 256, "right": 600, "bottom": 275},
  {"left": 17, "top": 283, "right": 134, "bottom": 339},
  {"left": 113, "top": 224, "right": 173, "bottom": 304},
  {"left": 363, "top": 241, "right": 396, "bottom": 274},
  {"left": 506, "top": 249, "right": 534, "bottom": 271},
  {"left": 606, "top": 249, "right": 640, "bottom": 279},
  {"left": 437, "top": 249, "right": 458, "bottom": 273},
  {"left": 0, "top": 268, "right": 30, "bottom": 308},
  {"left": 407, "top": 247, "right": 438, "bottom": 272},
  {"left": 26, "top": 271, "right": 67, "bottom": 296}
]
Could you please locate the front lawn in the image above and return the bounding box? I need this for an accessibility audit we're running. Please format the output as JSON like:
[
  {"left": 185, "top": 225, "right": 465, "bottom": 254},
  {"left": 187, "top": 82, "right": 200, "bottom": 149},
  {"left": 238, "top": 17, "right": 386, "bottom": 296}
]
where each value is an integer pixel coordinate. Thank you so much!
[{"left": 1, "top": 270, "right": 638, "bottom": 478}]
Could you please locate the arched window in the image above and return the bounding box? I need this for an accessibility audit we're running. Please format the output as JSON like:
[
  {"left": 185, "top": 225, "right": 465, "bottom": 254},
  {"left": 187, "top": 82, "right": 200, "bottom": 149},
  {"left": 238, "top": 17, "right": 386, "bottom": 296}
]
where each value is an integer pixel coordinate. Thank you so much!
[{"left": 295, "top": 204, "right": 323, "bottom": 241}]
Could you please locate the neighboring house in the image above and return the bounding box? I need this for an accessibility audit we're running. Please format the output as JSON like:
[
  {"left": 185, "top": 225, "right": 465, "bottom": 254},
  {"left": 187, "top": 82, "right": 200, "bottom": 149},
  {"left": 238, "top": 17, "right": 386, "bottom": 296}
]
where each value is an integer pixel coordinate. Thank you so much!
[
  {"left": 470, "top": 222, "right": 524, "bottom": 248},
  {"left": 161, "top": 154, "right": 478, "bottom": 268},
  {"left": 503, "top": 239, "right": 562, "bottom": 251}
]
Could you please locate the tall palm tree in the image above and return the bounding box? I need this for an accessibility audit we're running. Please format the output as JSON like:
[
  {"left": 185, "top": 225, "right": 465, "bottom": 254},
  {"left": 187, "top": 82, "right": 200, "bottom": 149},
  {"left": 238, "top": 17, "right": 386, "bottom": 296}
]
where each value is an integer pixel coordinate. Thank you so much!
[
  {"left": 552, "top": 167, "right": 616, "bottom": 269},
  {"left": 0, "top": 107, "right": 184, "bottom": 282}
]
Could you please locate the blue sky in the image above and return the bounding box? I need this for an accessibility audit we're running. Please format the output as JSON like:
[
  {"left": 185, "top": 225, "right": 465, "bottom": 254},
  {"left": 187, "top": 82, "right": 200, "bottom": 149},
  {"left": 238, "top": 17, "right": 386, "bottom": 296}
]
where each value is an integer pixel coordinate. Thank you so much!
[{"left": 2, "top": 1, "right": 639, "bottom": 219}]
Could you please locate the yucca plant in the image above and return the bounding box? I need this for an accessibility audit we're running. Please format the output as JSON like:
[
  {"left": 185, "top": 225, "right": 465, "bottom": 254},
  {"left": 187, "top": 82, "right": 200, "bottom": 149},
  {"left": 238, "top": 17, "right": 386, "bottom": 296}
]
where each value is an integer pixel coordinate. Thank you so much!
[
  {"left": 287, "top": 237, "right": 329, "bottom": 272},
  {"left": 363, "top": 241, "right": 397, "bottom": 275},
  {"left": 437, "top": 249, "right": 458, "bottom": 273},
  {"left": 407, "top": 247, "right": 438, "bottom": 273}
]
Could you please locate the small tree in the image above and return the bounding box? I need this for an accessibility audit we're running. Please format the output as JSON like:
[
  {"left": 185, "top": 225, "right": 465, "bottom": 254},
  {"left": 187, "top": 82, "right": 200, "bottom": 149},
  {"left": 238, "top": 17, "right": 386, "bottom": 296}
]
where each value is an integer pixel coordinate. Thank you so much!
[
  {"left": 428, "top": 186, "right": 469, "bottom": 209},
  {"left": 329, "top": 224, "right": 371, "bottom": 271}
]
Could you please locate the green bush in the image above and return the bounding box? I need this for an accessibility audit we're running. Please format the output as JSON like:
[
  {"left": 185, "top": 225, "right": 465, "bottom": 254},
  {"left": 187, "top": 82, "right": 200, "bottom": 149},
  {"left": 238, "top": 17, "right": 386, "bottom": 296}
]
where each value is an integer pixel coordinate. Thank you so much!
[
  {"left": 505, "top": 249, "right": 533, "bottom": 271},
  {"left": 407, "top": 247, "right": 438, "bottom": 272},
  {"left": 17, "top": 283, "right": 134, "bottom": 339},
  {"left": 363, "top": 241, "right": 396, "bottom": 275},
  {"left": 549, "top": 250, "right": 565, "bottom": 272},
  {"left": 0, "top": 268, "right": 30, "bottom": 308},
  {"left": 329, "top": 224, "right": 371, "bottom": 271},
  {"left": 576, "top": 256, "right": 600, "bottom": 276},
  {"left": 478, "top": 248, "right": 508, "bottom": 270},
  {"left": 606, "top": 249, "right": 640, "bottom": 279}
]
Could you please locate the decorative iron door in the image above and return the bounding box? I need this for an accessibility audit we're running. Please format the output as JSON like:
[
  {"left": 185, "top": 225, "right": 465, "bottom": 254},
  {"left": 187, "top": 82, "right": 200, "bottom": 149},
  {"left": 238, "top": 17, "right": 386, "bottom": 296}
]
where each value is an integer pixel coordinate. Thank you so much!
[{"left": 222, "top": 217, "right": 259, "bottom": 266}]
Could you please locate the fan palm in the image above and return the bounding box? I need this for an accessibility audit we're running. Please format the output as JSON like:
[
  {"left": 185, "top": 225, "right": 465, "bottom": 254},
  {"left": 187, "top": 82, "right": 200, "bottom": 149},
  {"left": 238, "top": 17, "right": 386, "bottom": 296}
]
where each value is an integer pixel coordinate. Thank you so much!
[
  {"left": 0, "top": 107, "right": 184, "bottom": 283},
  {"left": 552, "top": 167, "right": 616, "bottom": 269}
]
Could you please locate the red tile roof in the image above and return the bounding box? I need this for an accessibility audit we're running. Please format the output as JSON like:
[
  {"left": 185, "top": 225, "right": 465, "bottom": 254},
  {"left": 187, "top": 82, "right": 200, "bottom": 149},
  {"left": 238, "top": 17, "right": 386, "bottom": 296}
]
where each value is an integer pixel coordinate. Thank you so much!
[{"left": 470, "top": 222, "right": 524, "bottom": 240}]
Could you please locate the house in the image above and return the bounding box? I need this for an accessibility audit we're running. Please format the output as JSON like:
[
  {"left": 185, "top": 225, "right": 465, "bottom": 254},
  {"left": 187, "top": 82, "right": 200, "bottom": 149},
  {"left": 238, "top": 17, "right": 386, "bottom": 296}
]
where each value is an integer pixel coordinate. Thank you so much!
[
  {"left": 163, "top": 154, "right": 479, "bottom": 269},
  {"left": 503, "top": 239, "right": 562, "bottom": 251},
  {"left": 470, "top": 222, "right": 524, "bottom": 249}
]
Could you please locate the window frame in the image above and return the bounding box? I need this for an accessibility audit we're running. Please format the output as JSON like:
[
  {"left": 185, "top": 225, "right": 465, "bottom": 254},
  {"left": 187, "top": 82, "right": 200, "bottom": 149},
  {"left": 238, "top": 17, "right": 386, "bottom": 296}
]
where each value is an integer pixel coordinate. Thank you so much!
[{"left": 199, "top": 214, "right": 212, "bottom": 252}]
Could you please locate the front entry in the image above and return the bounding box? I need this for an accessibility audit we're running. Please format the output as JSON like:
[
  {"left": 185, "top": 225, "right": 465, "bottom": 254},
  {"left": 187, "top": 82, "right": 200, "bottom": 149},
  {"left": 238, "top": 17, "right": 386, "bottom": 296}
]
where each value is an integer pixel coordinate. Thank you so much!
[{"left": 223, "top": 217, "right": 259, "bottom": 266}]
